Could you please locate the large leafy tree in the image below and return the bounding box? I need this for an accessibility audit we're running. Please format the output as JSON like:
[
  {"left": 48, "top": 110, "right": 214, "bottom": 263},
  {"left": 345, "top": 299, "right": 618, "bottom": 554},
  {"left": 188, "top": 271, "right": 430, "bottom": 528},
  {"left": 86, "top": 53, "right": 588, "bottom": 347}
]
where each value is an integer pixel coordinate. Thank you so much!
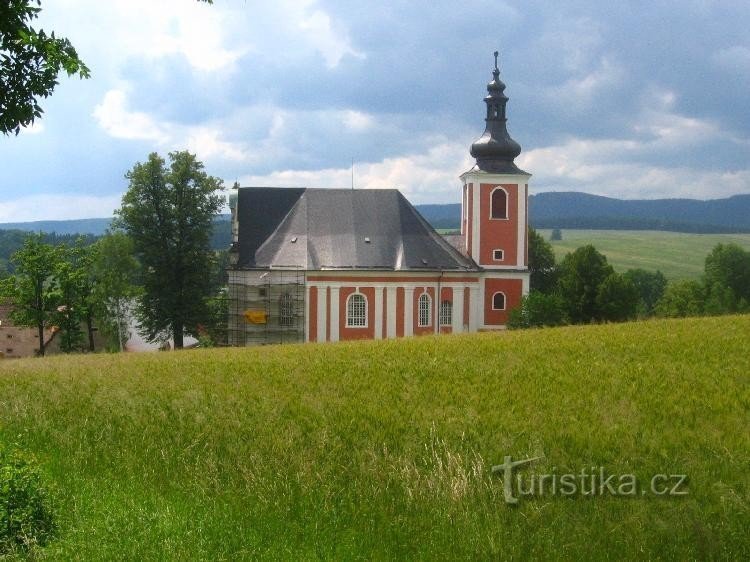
[
  {"left": 116, "top": 151, "right": 223, "bottom": 349},
  {"left": 704, "top": 243, "right": 750, "bottom": 303},
  {"left": 528, "top": 227, "right": 557, "bottom": 294},
  {"left": 556, "top": 245, "right": 614, "bottom": 323},
  {"left": 90, "top": 232, "right": 141, "bottom": 351},
  {"left": 623, "top": 268, "right": 667, "bottom": 316},
  {"left": 54, "top": 239, "right": 99, "bottom": 352},
  {"left": 0, "top": 0, "right": 90, "bottom": 134},
  {"left": 0, "top": 234, "right": 62, "bottom": 355}
]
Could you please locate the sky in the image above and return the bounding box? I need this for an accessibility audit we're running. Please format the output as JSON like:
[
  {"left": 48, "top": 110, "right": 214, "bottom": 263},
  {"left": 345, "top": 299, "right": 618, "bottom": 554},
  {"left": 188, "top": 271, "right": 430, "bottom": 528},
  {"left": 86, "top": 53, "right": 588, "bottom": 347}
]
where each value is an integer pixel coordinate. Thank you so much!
[{"left": 1, "top": 0, "right": 749, "bottom": 222}]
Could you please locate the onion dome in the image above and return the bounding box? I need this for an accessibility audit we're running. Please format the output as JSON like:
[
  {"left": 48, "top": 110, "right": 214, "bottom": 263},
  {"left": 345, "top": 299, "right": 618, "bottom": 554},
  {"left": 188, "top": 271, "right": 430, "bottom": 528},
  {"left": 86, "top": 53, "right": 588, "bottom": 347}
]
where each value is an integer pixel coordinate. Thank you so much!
[{"left": 470, "top": 51, "right": 525, "bottom": 174}]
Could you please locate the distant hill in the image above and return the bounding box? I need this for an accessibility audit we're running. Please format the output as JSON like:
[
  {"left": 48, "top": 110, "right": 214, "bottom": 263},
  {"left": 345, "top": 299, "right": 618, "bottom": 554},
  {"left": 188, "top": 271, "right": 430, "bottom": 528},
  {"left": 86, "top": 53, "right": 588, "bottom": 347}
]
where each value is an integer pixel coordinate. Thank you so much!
[
  {"left": 3, "top": 193, "right": 750, "bottom": 238},
  {"left": 413, "top": 193, "right": 750, "bottom": 233},
  {"left": 0, "top": 217, "right": 114, "bottom": 236}
]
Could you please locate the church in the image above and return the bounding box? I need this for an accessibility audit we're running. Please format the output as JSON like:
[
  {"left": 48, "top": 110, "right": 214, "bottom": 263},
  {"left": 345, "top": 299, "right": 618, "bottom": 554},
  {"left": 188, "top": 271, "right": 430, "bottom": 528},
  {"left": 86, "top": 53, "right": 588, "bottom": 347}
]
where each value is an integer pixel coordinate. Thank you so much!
[{"left": 227, "top": 54, "right": 530, "bottom": 345}]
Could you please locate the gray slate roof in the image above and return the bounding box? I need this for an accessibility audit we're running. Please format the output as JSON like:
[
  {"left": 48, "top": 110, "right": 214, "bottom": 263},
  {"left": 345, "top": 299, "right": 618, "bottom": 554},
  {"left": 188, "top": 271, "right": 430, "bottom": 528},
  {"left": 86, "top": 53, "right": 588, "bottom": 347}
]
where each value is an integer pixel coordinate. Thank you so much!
[{"left": 235, "top": 187, "right": 478, "bottom": 271}]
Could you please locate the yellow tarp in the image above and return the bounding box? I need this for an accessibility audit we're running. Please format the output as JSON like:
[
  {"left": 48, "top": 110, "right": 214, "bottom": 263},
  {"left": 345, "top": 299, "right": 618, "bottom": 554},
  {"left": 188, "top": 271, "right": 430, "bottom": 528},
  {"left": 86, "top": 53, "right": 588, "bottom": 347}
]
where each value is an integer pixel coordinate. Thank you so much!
[{"left": 244, "top": 310, "right": 267, "bottom": 324}]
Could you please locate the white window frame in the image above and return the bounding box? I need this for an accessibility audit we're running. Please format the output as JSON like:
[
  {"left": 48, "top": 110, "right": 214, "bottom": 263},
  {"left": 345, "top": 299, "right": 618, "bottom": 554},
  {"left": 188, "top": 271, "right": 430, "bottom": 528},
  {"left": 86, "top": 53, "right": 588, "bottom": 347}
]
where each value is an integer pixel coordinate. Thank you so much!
[
  {"left": 493, "top": 249, "right": 504, "bottom": 261},
  {"left": 439, "top": 300, "right": 452, "bottom": 327},
  {"left": 418, "top": 292, "right": 432, "bottom": 327},
  {"left": 346, "top": 292, "right": 368, "bottom": 328},
  {"left": 489, "top": 186, "right": 509, "bottom": 220},
  {"left": 492, "top": 291, "right": 506, "bottom": 311}
]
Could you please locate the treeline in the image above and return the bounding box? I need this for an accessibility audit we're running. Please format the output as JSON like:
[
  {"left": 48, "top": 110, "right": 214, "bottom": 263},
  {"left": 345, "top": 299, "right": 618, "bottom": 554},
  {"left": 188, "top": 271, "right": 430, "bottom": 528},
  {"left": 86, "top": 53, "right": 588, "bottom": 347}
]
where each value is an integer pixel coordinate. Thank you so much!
[
  {"left": 529, "top": 216, "right": 750, "bottom": 234},
  {"left": 0, "top": 229, "right": 98, "bottom": 276},
  {"left": 513, "top": 229, "right": 750, "bottom": 329}
]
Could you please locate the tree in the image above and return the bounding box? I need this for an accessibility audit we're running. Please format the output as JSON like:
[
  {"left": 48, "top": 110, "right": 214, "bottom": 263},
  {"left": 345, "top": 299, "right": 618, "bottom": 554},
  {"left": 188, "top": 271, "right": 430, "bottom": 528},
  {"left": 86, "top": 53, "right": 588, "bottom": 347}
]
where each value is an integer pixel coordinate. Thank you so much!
[
  {"left": 0, "top": 234, "right": 62, "bottom": 355},
  {"left": 90, "top": 232, "right": 140, "bottom": 351},
  {"left": 550, "top": 228, "right": 562, "bottom": 241},
  {"left": 1, "top": 0, "right": 90, "bottom": 134},
  {"left": 556, "top": 245, "right": 614, "bottom": 323},
  {"left": 655, "top": 280, "right": 705, "bottom": 318},
  {"left": 507, "top": 291, "right": 567, "bottom": 329},
  {"left": 623, "top": 268, "right": 667, "bottom": 317},
  {"left": 704, "top": 243, "right": 750, "bottom": 303},
  {"left": 596, "top": 273, "right": 639, "bottom": 322},
  {"left": 53, "top": 239, "right": 100, "bottom": 352},
  {"left": 116, "top": 151, "right": 223, "bottom": 349},
  {"left": 528, "top": 227, "right": 557, "bottom": 293}
]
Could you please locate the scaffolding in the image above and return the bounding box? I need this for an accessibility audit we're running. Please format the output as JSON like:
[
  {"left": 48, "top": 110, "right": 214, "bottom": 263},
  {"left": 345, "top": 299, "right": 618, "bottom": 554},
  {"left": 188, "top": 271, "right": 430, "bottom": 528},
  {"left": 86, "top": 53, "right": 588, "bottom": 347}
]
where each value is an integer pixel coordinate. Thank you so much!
[{"left": 228, "top": 267, "right": 306, "bottom": 346}]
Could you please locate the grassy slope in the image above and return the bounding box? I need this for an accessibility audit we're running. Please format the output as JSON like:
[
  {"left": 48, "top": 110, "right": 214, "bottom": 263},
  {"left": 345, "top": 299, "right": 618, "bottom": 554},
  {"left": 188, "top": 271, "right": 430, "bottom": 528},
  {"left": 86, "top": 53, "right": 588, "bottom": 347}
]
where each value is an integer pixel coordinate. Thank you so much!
[
  {"left": 539, "top": 229, "right": 750, "bottom": 280},
  {"left": 1, "top": 317, "right": 749, "bottom": 560}
]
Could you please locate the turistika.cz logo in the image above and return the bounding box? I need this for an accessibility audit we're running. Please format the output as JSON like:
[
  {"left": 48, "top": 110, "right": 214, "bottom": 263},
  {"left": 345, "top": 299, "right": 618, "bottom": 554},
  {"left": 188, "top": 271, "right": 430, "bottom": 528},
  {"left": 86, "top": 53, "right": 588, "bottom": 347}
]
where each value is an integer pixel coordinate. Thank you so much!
[{"left": 491, "top": 456, "right": 688, "bottom": 505}]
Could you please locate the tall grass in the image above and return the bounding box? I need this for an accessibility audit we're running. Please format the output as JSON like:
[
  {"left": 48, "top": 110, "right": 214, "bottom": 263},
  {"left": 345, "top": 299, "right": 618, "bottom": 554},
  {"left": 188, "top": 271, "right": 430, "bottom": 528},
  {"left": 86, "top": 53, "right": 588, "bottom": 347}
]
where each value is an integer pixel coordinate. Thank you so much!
[{"left": 0, "top": 315, "right": 748, "bottom": 559}]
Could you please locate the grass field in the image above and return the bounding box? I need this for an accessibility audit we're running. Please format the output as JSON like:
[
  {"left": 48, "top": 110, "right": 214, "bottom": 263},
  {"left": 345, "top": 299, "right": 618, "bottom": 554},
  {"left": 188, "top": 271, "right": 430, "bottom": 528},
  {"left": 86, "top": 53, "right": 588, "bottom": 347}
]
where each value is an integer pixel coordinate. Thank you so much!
[
  {"left": 539, "top": 229, "right": 750, "bottom": 280},
  {"left": 1, "top": 316, "right": 749, "bottom": 560}
]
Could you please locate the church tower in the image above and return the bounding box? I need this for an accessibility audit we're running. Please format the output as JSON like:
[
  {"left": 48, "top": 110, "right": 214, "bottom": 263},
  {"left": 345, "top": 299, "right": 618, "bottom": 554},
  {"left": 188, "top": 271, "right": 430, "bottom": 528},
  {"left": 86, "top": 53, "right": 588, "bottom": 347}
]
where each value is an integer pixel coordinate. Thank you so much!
[{"left": 461, "top": 52, "right": 530, "bottom": 326}]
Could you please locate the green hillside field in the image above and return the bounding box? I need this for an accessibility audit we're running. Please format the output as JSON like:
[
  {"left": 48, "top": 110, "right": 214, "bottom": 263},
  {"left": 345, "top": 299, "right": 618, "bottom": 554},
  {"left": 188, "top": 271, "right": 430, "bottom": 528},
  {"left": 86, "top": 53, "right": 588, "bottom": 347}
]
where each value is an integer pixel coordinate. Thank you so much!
[
  {"left": 1, "top": 316, "right": 748, "bottom": 559},
  {"left": 540, "top": 229, "right": 750, "bottom": 280}
]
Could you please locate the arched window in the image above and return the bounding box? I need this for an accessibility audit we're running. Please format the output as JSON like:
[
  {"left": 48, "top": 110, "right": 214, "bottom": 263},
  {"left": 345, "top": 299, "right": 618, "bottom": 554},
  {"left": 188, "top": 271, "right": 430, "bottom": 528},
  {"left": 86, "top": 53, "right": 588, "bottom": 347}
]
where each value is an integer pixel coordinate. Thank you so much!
[
  {"left": 346, "top": 293, "right": 367, "bottom": 327},
  {"left": 279, "top": 292, "right": 294, "bottom": 327},
  {"left": 491, "top": 187, "right": 508, "bottom": 219},
  {"left": 439, "top": 300, "right": 452, "bottom": 327},
  {"left": 418, "top": 293, "right": 432, "bottom": 327},
  {"left": 492, "top": 292, "right": 506, "bottom": 311}
]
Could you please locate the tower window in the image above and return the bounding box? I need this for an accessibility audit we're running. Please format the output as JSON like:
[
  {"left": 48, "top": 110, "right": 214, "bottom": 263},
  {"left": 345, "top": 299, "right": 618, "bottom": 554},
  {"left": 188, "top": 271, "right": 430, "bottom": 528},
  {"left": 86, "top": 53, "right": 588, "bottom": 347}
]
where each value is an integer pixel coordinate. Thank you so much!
[
  {"left": 493, "top": 249, "right": 504, "bottom": 261},
  {"left": 439, "top": 300, "right": 452, "bottom": 327},
  {"left": 346, "top": 293, "right": 367, "bottom": 328},
  {"left": 492, "top": 292, "right": 506, "bottom": 311},
  {"left": 491, "top": 187, "right": 508, "bottom": 219},
  {"left": 418, "top": 293, "right": 432, "bottom": 327}
]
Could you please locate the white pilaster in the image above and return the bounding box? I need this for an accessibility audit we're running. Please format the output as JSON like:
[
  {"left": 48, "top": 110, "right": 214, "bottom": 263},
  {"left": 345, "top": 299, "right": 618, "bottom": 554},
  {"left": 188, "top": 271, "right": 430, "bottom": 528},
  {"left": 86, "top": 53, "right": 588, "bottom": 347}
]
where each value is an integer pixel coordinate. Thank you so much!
[
  {"left": 453, "top": 286, "right": 465, "bottom": 332},
  {"left": 469, "top": 284, "right": 481, "bottom": 332},
  {"left": 471, "top": 183, "right": 480, "bottom": 259},
  {"left": 374, "top": 286, "right": 383, "bottom": 339},
  {"left": 517, "top": 183, "right": 526, "bottom": 267},
  {"left": 329, "top": 287, "right": 340, "bottom": 342},
  {"left": 404, "top": 287, "right": 414, "bottom": 337},
  {"left": 316, "top": 287, "right": 327, "bottom": 343},
  {"left": 386, "top": 286, "right": 397, "bottom": 338},
  {"left": 304, "top": 284, "right": 311, "bottom": 342}
]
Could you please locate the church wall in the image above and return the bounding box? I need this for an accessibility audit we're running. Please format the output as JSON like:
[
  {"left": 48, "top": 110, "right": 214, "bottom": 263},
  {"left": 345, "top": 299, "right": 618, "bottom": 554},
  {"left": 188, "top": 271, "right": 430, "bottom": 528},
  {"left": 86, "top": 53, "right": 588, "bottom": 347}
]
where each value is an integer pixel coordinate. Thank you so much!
[
  {"left": 479, "top": 182, "right": 519, "bottom": 267},
  {"left": 483, "top": 277, "right": 523, "bottom": 326}
]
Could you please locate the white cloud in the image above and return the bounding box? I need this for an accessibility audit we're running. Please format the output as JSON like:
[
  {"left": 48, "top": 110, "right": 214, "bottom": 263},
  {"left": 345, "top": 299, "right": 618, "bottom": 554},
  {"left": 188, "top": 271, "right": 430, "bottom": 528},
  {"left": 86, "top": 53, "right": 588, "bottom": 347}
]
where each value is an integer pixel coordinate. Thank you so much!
[
  {"left": 46, "top": 0, "right": 246, "bottom": 73},
  {"left": 341, "top": 110, "right": 375, "bottom": 131},
  {"left": 238, "top": 141, "right": 474, "bottom": 203},
  {"left": 186, "top": 127, "right": 247, "bottom": 161},
  {"left": 93, "top": 89, "right": 169, "bottom": 143},
  {"left": 92, "top": 88, "right": 248, "bottom": 161},
  {"left": 0, "top": 194, "right": 122, "bottom": 223},
  {"left": 297, "top": 5, "right": 365, "bottom": 68}
]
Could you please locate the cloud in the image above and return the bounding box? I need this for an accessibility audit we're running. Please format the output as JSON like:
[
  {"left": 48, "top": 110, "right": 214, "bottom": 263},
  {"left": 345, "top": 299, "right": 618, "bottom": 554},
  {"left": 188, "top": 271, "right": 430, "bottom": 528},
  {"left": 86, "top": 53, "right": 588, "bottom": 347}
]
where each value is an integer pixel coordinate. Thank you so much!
[
  {"left": 297, "top": 4, "right": 365, "bottom": 68},
  {"left": 238, "top": 141, "right": 474, "bottom": 204},
  {"left": 93, "top": 89, "right": 169, "bottom": 143}
]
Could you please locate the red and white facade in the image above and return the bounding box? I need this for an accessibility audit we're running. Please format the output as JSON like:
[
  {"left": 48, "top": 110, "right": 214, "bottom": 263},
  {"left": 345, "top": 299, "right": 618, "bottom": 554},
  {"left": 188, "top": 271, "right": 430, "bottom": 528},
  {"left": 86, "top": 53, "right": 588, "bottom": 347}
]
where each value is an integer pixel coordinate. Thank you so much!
[{"left": 228, "top": 55, "right": 530, "bottom": 345}]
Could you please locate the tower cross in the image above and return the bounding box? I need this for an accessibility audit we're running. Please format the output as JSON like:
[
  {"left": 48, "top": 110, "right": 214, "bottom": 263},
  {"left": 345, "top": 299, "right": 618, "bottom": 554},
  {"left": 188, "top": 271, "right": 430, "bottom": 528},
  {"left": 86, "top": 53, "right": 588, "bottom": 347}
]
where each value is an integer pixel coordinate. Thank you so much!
[{"left": 494, "top": 50, "right": 499, "bottom": 71}]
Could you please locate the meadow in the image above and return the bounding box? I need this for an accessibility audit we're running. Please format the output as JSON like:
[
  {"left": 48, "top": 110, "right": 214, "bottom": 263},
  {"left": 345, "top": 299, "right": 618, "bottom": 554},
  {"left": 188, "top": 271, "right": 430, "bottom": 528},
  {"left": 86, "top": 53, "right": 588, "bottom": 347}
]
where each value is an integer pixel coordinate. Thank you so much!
[
  {"left": 0, "top": 316, "right": 748, "bottom": 560},
  {"left": 539, "top": 229, "right": 750, "bottom": 280}
]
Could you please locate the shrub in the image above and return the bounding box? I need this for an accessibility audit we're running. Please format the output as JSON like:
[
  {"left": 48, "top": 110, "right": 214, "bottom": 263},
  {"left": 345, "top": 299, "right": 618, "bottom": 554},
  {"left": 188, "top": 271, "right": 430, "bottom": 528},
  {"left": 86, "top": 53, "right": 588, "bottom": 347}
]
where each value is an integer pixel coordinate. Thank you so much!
[
  {"left": 508, "top": 291, "right": 567, "bottom": 329},
  {"left": 0, "top": 445, "right": 57, "bottom": 553},
  {"left": 655, "top": 280, "right": 706, "bottom": 318}
]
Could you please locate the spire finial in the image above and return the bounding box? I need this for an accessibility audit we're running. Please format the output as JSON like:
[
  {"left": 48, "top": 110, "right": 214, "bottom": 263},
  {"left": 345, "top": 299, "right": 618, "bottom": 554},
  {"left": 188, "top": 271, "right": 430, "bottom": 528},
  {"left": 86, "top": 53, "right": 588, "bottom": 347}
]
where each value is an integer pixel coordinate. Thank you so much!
[{"left": 494, "top": 50, "right": 499, "bottom": 71}]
